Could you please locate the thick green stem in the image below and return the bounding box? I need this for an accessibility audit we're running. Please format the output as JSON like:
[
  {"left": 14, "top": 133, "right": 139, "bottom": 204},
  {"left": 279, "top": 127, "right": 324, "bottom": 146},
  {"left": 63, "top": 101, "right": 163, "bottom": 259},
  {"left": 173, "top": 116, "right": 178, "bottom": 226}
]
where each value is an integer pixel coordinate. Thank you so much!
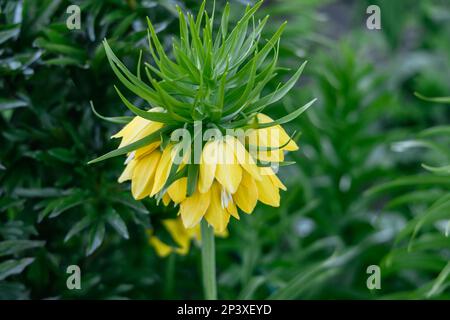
[{"left": 201, "top": 219, "right": 217, "bottom": 300}]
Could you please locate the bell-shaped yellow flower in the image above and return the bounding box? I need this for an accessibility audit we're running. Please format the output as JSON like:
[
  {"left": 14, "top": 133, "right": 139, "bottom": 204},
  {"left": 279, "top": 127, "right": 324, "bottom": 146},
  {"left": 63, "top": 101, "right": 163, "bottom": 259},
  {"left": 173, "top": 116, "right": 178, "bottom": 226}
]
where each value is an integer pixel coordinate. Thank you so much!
[{"left": 114, "top": 115, "right": 296, "bottom": 233}]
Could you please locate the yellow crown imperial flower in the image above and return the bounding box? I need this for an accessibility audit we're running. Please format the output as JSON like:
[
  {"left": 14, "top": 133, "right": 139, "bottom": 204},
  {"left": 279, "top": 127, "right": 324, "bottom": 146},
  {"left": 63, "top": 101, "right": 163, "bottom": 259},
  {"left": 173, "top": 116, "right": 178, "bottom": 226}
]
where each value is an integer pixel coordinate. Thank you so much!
[{"left": 89, "top": 0, "right": 315, "bottom": 234}]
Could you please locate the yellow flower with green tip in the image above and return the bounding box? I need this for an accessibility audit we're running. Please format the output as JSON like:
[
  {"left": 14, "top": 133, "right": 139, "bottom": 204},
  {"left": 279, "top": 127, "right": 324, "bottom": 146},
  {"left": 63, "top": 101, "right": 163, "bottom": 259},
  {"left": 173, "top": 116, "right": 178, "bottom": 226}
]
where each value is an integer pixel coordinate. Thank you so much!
[{"left": 89, "top": 0, "right": 315, "bottom": 235}]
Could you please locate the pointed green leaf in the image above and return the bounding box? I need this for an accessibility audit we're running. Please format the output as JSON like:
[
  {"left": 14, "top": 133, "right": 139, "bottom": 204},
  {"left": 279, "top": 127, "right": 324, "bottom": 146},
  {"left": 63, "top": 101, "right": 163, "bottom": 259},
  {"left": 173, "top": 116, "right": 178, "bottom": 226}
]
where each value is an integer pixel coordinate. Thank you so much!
[
  {"left": 187, "top": 164, "right": 199, "bottom": 197},
  {"left": 114, "top": 86, "right": 180, "bottom": 124},
  {"left": 64, "top": 216, "right": 92, "bottom": 242},
  {"left": 106, "top": 208, "right": 129, "bottom": 240},
  {"left": 245, "top": 98, "right": 316, "bottom": 129},
  {"left": 88, "top": 126, "right": 171, "bottom": 164},
  {"left": 415, "top": 92, "right": 450, "bottom": 104},
  {"left": 0, "top": 258, "right": 35, "bottom": 281},
  {"left": 86, "top": 223, "right": 105, "bottom": 256},
  {"left": 90, "top": 101, "right": 133, "bottom": 124},
  {"left": 248, "top": 61, "right": 308, "bottom": 113}
]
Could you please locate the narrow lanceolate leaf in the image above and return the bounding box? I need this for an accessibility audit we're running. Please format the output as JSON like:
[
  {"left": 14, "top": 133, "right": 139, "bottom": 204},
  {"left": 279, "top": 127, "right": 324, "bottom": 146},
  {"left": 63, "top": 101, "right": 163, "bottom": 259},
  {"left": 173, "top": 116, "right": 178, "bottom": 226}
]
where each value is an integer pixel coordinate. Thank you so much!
[
  {"left": 250, "top": 98, "right": 316, "bottom": 129},
  {"left": 88, "top": 126, "right": 171, "bottom": 164},
  {"left": 177, "top": 5, "right": 190, "bottom": 50},
  {"left": 365, "top": 176, "right": 450, "bottom": 197},
  {"left": 422, "top": 164, "right": 450, "bottom": 175},
  {"left": 247, "top": 61, "right": 308, "bottom": 113},
  {"left": 104, "top": 39, "right": 162, "bottom": 106},
  {"left": 106, "top": 208, "right": 129, "bottom": 239},
  {"left": 230, "top": 15, "right": 269, "bottom": 72},
  {"left": 149, "top": 79, "right": 192, "bottom": 121},
  {"left": 427, "top": 262, "right": 450, "bottom": 298},
  {"left": 187, "top": 164, "right": 199, "bottom": 197},
  {"left": 39, "top": 191, "right": 87, "bottom": 222},
  {"left": 395, "top": 196, "right": 450, "bottom": 245},
  {"left": 220, "top": 2, "right": 230, "bottom": 40},
  {"left": 86, "top": 223, "right": 105, "bottom": 256},
  {"left": 0, "top": 240, "right": 45, "bottom": 257},
  {"left": 414, "top": 92, "right": 450, "bottom": 104},
  {"left": 90, "top": 101, "right": 133, "bottom": 124},
  {"left": 137, "top": 50, "right": 143, "bottom": 80},
  {"left": 0, "top": 24, "right": 20, "bottom": 45},
  {"left": 419, "top": 126, "right": 450, "bottom": 138},
  {"left": 113, "top": 194, "right": 149, "bottom": 214},
  {"left": 225, "top": 57, "right": 257, "bottom": 116},
  {"left": 114, "top": 86, "right": 180, "bottom": 124},
  {"left": 64, "top": 216, "right": 91, "bottom": 242},
  {"left": 257, "top": 160, "right": 296, "bottom": 167},
  {"left": 0, "top": 258, "right": 35, "bottom": 281},
  {"left": 229, "top": 21, "right": 286, "bottom": 80},
  {"left": 187, "top": 12, "right": 205, "bottom": 66},
  {"left": 195, "top": 0, "right": 207, "bottom": 32},
  {"left": 146, "top": 17, "right": 168, "bottom": 61},
  {"left": 225, "top": 0, "right": 263, "bottom": 47},
  {"left": 0, "top": 98, "right": 28, "bottom": 110},
  {"left": 226, "top": 98, "right": 316, "bottom": 130}
]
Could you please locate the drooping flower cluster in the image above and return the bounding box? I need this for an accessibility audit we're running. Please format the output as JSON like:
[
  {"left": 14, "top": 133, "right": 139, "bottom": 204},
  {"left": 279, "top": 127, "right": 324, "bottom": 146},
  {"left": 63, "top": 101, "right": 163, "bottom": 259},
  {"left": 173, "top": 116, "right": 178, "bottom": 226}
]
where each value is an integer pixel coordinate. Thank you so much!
[
  {"left": 112, "top": 111, "right": 298, "bottom": 233},
  {"left": 89, "top": 0, "right": 314, "bottom": 236}
]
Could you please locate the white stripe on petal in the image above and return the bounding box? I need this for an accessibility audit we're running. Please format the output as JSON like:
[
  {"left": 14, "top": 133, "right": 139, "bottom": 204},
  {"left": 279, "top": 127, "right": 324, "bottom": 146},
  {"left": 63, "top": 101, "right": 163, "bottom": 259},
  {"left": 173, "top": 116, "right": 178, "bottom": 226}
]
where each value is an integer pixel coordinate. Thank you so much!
[
  {"left": 125, "top": 151, "right": 136, "bottom": 165},
  {"left": 220, "top": 187, "right": 233, "bottom": 209}
]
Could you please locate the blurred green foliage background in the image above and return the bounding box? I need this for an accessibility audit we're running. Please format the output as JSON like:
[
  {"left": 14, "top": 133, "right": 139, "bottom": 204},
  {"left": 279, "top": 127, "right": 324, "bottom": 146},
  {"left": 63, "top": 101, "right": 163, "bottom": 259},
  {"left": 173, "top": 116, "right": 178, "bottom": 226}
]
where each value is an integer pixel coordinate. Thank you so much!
[{"left": 0, "top": 0, "right": 449, "bottom": 299}]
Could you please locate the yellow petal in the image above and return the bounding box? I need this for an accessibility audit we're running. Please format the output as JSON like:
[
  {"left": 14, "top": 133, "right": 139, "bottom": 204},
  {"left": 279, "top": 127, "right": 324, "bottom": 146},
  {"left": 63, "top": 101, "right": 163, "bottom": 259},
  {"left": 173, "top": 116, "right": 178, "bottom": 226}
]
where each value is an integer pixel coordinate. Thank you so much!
[
  {"left": 111, "top": 116, "right": 148, "bottom": 139},
  {"left": 259, "top": 113, "right": 299, "bottom": 151},
  {"left": 283, "top": 139, "right": 299, "bottom": 151},
  {"left": 214, "top": 228, "right": 229, "bottom": 238},
  {"left": 135, "top": 141, "right": 161, "bottom": 159},
  {"left": 119, "top": 121, "right": 163, "bottom": 148},
  {"left": 147, "top": 217, "right": 193, "bottom": 257},
  {"left": 257, "top": 149, "right": 285, "bottom": 162},
  {"left": 233, "top": 171, "right": 258, "bottom": 214},
  {"left": 255, "top": 169, "right": 280, "bottom": 207},
  {"left": 131, "top": 151, "right": 161, "bottom": 200},
  {"left": 261, "top": 166, "right": 287, "bottom": 191},
  {"left": 179, "top": 189, "right": 211, "bottom": 228},
  {"left": 195, "top": 225, "right": 229, "bottom": 238},
  {"left": 225, "top": 136, "right": 262, "bottom": 181},
  {"left": 149, "top": 236, "right": 173, "bottom": 257},
  {"left": 162, "top": 193, "right": 171, "bottom": 206},
  {"left": 150, "top": 144, "right": 175, "bottom": 196},
  {"left": 163, "top": 219, "right": 191, "bottom": 255},
  {"left": 112, "top": 107, "right": 164, "bottom": 141},
  {"left": 186, "top": 223, "right": 201, "bottom": 242},
  {"left": 167, "top": 177, "right": 187, "bottom": 204},
  {"left": 215, "top": 140, "right": 242, "bottom": 194},
  {"left": 199, "top": 140, "right": 218, "bottom": 193},
  {"left": 118, "top": 159, "right": 137, "bottom": 183},
  {"left": 226, "top": 201, "right": 239, "bottom": 220},
  {"left": 204, "top": 182, "right": 230, "bottom": 233},
  {"left": 248, "top": 113, "right": 299, "bottom": 151}
]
